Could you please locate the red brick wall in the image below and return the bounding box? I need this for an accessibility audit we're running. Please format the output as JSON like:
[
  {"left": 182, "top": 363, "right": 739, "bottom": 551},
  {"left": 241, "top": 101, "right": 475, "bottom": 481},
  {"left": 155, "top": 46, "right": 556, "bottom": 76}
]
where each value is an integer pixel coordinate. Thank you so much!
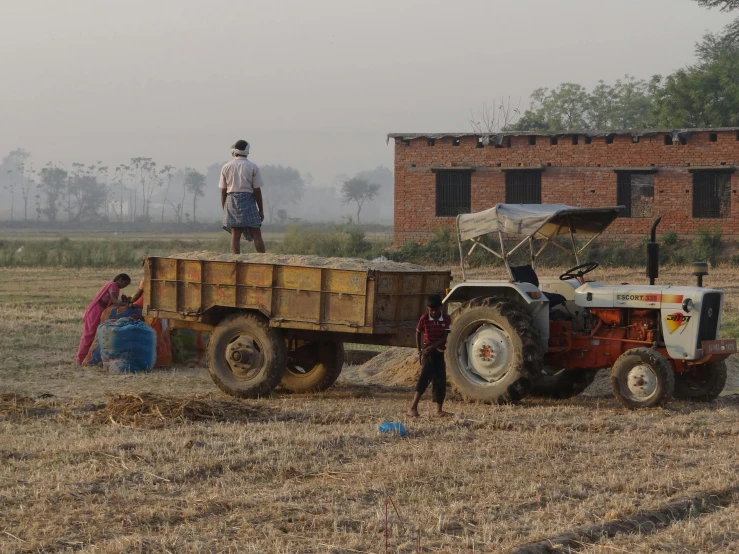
[{"left": 393, "top": 131, "right": 739, "bottom": 245}]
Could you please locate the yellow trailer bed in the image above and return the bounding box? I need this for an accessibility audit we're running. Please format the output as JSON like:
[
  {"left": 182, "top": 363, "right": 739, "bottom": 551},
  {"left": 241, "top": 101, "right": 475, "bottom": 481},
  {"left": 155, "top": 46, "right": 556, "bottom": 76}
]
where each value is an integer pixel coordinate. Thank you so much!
[{"left": 143, "top": 255, "right": 451, "bottom": 398}]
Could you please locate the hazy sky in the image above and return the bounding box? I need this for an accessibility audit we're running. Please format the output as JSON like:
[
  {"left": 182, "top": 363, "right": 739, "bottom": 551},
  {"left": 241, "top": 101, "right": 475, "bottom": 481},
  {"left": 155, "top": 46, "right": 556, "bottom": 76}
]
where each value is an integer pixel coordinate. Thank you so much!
[{"left": 1, "top": 0, "right": 732, "bottom": 185}]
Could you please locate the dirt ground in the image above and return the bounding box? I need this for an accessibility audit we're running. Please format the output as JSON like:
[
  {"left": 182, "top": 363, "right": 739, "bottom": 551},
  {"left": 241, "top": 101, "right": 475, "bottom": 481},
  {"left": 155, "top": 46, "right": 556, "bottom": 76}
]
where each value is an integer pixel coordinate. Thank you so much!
[{"left": 2, "top": 266, "right": 739, "bottom": 553}]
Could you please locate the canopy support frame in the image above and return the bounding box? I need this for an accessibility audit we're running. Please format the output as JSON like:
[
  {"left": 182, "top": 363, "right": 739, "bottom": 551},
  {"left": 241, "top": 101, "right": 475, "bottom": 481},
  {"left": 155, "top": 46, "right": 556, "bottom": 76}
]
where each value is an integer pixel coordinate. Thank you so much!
[{"left": 454, "top": 204, "right": 625, "bottom": 282}]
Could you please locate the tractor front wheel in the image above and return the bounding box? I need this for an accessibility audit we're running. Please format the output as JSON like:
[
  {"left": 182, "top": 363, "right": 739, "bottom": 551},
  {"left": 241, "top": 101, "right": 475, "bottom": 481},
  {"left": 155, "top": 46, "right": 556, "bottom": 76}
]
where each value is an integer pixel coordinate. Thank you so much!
[
  {"left": 445, "top": 298, "right": 543, "bottom": 404},
  {"left": 611, "top": 348, "right": 674, "bottom": 409},
  {"left": 673, "top": 361, "right": 727, "bottom": 402}
]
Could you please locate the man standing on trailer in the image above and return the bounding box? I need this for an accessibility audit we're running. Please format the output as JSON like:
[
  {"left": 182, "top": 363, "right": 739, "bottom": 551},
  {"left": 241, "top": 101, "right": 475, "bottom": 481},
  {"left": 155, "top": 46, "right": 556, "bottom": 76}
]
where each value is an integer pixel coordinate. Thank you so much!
[{"left": 220, "top": 139, "right": 266, "bottom": 254}]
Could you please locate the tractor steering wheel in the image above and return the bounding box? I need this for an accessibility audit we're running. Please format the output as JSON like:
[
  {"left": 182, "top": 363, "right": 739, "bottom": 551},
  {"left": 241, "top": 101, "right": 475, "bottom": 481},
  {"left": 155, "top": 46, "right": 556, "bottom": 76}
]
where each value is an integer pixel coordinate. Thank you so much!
[{"left": 559, "top": 262, "right": 599, "bottom": 281}]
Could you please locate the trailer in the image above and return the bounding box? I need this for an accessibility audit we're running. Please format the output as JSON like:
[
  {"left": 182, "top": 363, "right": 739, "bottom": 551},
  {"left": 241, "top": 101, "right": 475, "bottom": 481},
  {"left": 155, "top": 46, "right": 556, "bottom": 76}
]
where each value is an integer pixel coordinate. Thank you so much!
[{"left": 143, "top": 255, "right": 451, "bottom": 398}]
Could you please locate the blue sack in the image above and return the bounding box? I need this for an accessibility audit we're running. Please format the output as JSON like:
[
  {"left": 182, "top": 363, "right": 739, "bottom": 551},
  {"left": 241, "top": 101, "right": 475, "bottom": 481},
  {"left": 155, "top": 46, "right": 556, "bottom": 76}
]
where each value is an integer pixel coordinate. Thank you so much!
[
  {"left": 99, "top": 317, "right": 156, "bottom": 374},
  {"left": 378, "top": 421, "right": 407, "bottom": 437},
  {"left": 84, "top": 306, "right": 143, "bottom": 366}
]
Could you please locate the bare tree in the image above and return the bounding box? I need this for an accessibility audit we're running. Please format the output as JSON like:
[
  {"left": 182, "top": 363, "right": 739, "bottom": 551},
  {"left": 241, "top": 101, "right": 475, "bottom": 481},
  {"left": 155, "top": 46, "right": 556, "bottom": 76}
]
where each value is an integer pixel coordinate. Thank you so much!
[
  {"left": 159, "top": 164, "right": 176, "bottom": 223},
  {"left": 341, "top": 177, "right": 380, "bottom": 225},
  {"left": 184, "top": 169, "right": 206, "bottom": 222},
  {"left": 128, "top": 157, "right": 158, "bottom": 220},
  {"left": 18, "top": 162, "right": 35, "bottom": 221},
  {"left": 95, "top": 163, "right": 109, "bottom": 217},
  {"left": 167, "top": 195, "right": 185, "bottom": 223},
  {"left": 168, "top": 168, "right": 189, "bottom": 224},
  {"left": 469, "top": 97, "right": 522, "bottom": 133},
  {"left": 4, "top": 170, "right": 16, "bottom": 221},
  {"left": 112, "top": 164, "right": 130, "bottom": 223},
  {"left": 1, "top": 149, "right": 31, "bottom": 221}
]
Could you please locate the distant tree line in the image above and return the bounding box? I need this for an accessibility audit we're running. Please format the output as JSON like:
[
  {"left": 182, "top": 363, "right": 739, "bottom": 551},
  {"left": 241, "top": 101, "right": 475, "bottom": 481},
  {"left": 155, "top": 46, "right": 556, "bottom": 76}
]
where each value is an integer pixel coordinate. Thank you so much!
[
  {"left": 472, "top": 2, "right": 739, "bottom": 132},
  {"left": 0, "top": 150, "right": 387, "bottom": 225}
]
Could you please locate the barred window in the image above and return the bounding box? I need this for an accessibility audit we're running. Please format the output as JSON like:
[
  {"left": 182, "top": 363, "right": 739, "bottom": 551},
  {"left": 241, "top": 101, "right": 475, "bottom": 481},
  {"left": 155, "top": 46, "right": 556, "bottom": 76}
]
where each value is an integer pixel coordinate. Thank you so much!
[
  {"left": 617, "top": 172, "right": 654, "bottom": 218},
  {"left": 435, "top": 170, "right": 471, "bottom": 217},
  {"left": 505, "top": 171, "right": 541, "bottom": 204},
  {"left": 693, "top": 171, "right": 731, "bottom": 219}
]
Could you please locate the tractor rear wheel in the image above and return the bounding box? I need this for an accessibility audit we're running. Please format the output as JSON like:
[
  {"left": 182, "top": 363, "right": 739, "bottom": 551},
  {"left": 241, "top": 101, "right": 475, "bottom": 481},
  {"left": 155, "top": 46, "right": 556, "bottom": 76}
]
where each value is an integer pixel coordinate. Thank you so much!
[
  {"left": 445, "top": 298, "right": 544, "bottom": 404},
  {"left": 530, "top": 369, "right": 598, "bottom": 399},
  {"left": 611, "top": 348, "right": 674, "bottom": 409},
  {"left": 673, "top": 361, "right": 727, "bottom": 402},
  {"left": 207, "top": 313, "right": 287, "bottom": 398},
  {"left": 281, "top": 341, "right": 345, "bottom": 393}
]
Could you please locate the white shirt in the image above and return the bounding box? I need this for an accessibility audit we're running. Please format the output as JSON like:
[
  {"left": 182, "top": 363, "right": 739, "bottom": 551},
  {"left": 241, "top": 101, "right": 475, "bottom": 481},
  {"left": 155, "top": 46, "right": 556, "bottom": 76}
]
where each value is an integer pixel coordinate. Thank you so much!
[{"left": 219, "top": 157, "right": 263, "bottom": 194}]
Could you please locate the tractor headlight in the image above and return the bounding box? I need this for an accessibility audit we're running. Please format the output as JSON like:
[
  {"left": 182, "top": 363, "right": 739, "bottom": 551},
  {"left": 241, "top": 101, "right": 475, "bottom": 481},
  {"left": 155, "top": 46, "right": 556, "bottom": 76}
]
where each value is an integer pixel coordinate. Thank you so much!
[{"left": 682, "top": 298, "right": 694, "bottom": 313}]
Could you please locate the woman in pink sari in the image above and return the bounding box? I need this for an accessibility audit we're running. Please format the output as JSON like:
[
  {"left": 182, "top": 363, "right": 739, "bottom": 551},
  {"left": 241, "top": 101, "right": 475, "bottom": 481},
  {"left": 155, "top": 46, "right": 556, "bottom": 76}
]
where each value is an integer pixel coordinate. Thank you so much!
[{"left": 76, "top": 274, "right": 131, "bottom": 364}]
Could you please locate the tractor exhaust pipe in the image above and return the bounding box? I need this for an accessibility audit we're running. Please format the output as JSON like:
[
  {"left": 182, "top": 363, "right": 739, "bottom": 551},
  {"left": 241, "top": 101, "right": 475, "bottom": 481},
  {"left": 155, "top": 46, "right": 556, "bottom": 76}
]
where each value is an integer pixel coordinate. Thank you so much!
[
  {"left": 647, "top": 216, "right": 662, "bottom": 285},
  {"left": 692, "top": 262, "right": 708, "bottom": 288}
]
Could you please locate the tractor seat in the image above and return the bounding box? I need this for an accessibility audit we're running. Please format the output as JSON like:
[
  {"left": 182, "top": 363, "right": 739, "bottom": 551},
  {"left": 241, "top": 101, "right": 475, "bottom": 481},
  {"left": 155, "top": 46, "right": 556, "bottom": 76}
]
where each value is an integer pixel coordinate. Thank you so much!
[{"left": 509, "top": 264, "right": 566, "bottom": 309}]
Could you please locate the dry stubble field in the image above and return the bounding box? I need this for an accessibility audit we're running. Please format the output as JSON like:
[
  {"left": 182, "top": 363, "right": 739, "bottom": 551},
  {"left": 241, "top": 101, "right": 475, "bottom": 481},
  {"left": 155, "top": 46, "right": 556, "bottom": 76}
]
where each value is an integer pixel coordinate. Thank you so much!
[{"left": 1, "top": 266, "right": 739, "bottom": 553}]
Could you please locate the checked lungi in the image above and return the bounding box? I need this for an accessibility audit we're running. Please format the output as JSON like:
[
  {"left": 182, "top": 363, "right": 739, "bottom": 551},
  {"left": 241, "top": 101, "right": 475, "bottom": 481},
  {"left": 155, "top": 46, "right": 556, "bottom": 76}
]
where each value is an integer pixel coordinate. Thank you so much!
[{"left": 222, "top": 192, "right": 261, "bottom": 241}]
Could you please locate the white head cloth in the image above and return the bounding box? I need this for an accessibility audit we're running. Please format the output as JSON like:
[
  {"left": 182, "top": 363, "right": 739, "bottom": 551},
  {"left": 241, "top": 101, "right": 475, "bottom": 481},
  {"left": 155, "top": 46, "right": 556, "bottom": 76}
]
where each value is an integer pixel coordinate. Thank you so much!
[{"left": 232, "top": 143, "right": 250, "bottom": 157}]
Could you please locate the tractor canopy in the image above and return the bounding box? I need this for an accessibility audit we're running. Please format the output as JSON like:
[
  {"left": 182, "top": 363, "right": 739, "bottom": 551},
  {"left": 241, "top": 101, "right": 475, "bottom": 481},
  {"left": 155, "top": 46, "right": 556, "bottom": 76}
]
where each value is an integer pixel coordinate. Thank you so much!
[
  {"left": 457, "top": 204, "right": 624, "bottom": 242},
  {"left": 455, "top": 203, "right": 625, "bottom": 280}
]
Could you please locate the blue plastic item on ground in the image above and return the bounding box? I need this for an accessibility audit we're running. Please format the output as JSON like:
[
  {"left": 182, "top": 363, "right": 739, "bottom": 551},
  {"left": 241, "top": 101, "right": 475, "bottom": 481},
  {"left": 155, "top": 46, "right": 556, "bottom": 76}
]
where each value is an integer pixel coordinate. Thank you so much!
[
  {"left": 98, "top": 317, "right": 156, "bottom": 374},
  {"left": 378, "top": 421, "right": 407, "bottom": 436}
]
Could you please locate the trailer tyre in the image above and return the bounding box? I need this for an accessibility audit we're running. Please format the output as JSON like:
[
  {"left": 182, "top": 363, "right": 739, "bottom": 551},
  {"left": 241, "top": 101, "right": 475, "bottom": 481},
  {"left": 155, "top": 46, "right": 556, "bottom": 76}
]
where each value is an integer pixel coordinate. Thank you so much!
[
  {"left": 611, "top": 348, "right": 674, "bottom": 409},
  {"left": 445, "top": 297, "right": 544, "bottom": 404},
  {"left": 281, "top": 341, "right": 345, "bottom": 393},
  {"left": 207, "top": 313, "right": 287, "bottom": 398},
  {"left": 530, "top": 369, "right": 598, "bottom": 399},
  {"left": 673, "top": 361, "right": 727, "bottom": 402}
]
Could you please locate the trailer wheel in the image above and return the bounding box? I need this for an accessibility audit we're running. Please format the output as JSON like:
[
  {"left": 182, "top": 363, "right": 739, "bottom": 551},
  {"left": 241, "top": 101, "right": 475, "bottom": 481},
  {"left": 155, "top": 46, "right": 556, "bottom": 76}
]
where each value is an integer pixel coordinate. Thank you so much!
[
  {"left": 281, "top": 341, "right": 345, "bottom": 393},
  {"left": 530, "top": 369, "right": 598, "bottom": 399},
  {"left": 445, "top": 298, "right": 544, "bottom": 404},
  {"left": 611, "top": 348, "right": 674, "bottom": 409},
  {"left": 207, "top": 313, "right": 287, "bottom": 398},
  {"left": 673, "top": 361, "right": 727, "bottom": 402}
]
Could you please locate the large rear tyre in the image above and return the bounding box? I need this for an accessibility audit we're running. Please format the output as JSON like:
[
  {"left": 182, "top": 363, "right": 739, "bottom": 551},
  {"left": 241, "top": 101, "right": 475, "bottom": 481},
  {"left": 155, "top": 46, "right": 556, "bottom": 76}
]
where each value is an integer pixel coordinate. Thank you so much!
[
  {"left": 445, "top": 298, "right": 544, "bottom": 404},
  {"left": 207, "top": 313, "right": 287, "bottom": 398},
  {"left": 673, "top": 361, "right": 727, "bottom": 402},
  {"left": 281, "top": 341, "right": 345, "bottom": 393},
  {"left": 530, "top": 369, "right": 598, "bottom": 399},
  {"left": 611, "top": 348, "right": 674, "bottom": 409}
]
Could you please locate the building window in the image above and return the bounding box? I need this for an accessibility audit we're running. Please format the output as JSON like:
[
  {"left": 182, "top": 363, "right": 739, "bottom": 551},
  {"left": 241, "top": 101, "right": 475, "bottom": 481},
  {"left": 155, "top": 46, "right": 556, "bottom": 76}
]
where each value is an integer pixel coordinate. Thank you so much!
[
  {"left": 617, "top": 172, "right": 654, "bottom": 218},
  {"left": 436, "top": 170, "right": 471, "bottom": 217},
  {"left": 505, "top": 171, "right": 541, "bottom": 204},
  {"left": 693, "top": 171, "right": 732, "bottom": 219}
]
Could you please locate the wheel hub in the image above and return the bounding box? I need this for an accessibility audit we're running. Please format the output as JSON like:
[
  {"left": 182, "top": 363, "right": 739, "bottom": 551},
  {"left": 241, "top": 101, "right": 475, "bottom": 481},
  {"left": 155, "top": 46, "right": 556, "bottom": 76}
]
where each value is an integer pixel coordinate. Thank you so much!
[
  {"left": 626, "top": 364, "right": 658, "bottom": 399},
  {"left": 225, "top": 336, "right": 263, "bottom": 379},
  {"left": 231, "top": 349, "right": 251, "bottom": 363},
  {"left": 463, "top": 324, "right": 512, "bottom": 383}
]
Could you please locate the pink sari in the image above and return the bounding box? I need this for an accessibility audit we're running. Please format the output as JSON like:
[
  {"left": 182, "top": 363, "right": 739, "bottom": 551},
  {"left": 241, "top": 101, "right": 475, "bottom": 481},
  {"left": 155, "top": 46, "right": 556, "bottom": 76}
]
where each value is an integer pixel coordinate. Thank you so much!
[{"left": 76, "top": 281, "right": 120, "bottom": 364}]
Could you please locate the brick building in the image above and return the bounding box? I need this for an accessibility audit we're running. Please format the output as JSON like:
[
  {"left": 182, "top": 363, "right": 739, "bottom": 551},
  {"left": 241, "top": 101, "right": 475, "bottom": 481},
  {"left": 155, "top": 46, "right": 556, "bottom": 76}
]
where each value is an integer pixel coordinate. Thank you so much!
[{"left": 389, "top": 128, "right": 739, "bottom": 245}]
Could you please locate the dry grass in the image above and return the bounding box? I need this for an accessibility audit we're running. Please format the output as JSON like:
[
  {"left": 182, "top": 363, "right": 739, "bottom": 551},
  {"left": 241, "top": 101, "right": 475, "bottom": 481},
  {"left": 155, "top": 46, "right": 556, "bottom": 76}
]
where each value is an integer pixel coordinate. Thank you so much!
[{"left": 1, "top": 266, "right": 739, "bottom": 553}]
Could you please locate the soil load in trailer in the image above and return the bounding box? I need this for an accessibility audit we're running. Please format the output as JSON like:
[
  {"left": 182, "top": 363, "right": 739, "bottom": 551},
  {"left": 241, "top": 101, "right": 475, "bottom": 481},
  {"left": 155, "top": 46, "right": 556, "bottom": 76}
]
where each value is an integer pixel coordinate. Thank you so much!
[{"left": 142, "top": 252, "right": 451, "bottom": 398}]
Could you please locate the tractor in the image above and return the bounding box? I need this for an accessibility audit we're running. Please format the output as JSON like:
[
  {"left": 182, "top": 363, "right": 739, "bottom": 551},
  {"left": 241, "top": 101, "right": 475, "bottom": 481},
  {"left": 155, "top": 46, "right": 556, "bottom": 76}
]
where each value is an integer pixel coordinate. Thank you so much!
[{"left": 442, "top": 204, "right": 736, "bottom": 409}]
